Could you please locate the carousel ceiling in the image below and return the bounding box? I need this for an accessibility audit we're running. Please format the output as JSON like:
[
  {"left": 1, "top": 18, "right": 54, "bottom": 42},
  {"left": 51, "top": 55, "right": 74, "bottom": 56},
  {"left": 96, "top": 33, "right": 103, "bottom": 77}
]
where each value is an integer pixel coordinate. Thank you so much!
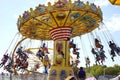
[{"left": 17, "top": 0, "right": 103, "bottom": 40}]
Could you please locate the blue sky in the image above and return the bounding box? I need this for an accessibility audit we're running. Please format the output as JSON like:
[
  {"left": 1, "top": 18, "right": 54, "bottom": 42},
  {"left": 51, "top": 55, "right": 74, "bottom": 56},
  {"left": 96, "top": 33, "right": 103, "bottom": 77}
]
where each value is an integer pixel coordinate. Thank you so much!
[{"left": 0, "top": 0, "right": 120, "bottom": 72}]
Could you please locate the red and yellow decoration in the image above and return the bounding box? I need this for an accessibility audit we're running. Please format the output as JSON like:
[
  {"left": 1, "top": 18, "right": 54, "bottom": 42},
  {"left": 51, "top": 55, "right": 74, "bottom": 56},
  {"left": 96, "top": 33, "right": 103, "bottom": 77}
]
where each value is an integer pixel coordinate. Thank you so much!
[{"left": 17, "top": 0, "right": 102, "bottom": 40}]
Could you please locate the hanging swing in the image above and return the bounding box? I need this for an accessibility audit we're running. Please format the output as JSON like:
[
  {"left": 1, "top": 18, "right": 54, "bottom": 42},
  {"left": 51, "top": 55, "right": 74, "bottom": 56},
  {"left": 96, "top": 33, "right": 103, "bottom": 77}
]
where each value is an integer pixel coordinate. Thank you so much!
[
  {"left": 36, "top": 40, "right": 45, "bottom": 60},
  {"left": 99, "top": 23, "right": 120, "bottom": 62},
  {"left": 1, "top": 33, "right": 23, "bottom": 74},
  {"left": 79, "top": 35, "right": 90, "bottom": 68},
  {"left": 90, "top": 31, "right": 106, "bottom": 65},
  {"left": 0, "top": 33, "right": 20, "bottom": 69},
  {"left": 69, "top": 39, "right": 80, "bottom": 59}
]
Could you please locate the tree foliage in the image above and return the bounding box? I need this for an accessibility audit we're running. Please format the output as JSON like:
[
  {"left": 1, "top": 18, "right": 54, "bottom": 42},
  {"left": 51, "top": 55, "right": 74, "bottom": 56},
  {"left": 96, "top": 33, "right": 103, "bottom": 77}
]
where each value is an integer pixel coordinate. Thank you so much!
[{"left": 86, "top": 64, "right": 120, "bottom": 76}]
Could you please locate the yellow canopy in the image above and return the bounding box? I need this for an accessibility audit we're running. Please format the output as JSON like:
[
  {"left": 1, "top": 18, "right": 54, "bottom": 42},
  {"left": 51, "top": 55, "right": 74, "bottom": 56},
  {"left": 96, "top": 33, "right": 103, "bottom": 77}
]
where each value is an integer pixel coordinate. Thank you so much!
[
  {"left": 109, "top": 0, "right": 120, "bottom": 5},
  {"left": 17, "top": 0, "right": 103, "bottom": 40}
]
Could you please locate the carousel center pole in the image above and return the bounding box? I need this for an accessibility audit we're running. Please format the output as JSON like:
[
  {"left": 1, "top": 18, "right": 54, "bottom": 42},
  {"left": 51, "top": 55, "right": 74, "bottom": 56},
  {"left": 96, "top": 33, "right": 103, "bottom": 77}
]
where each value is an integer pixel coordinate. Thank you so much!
[{"left": 48, "top": 26, "right": 73, "bottom": 80}]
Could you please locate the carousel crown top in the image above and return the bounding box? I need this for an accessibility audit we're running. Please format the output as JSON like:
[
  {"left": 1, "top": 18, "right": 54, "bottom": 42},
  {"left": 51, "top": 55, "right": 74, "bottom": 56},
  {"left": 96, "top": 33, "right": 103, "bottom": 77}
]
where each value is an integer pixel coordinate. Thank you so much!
[{"left": 17, "top": 0, "right": 103, "bottom": 40}]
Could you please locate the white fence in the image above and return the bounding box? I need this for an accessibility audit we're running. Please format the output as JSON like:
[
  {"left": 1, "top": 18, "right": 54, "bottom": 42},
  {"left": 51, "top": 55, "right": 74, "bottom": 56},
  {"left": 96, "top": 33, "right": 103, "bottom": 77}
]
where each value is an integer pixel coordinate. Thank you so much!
[
  {"left": 0, "top": 73, "right": 116, "bottom": 80},
  {"left": 0, "top": 73, "right": 48, "bottom": 80}
]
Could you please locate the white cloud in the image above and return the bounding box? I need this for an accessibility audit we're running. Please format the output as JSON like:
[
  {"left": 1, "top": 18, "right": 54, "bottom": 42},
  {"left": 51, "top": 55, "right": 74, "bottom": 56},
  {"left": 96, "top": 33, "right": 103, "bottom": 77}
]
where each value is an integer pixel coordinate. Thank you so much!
[
  {"left": 104, "top": 14, "right": 120, "bottom": 32},
  {"left": 94, "top": 0, "right": 109, "bottom": 7}
]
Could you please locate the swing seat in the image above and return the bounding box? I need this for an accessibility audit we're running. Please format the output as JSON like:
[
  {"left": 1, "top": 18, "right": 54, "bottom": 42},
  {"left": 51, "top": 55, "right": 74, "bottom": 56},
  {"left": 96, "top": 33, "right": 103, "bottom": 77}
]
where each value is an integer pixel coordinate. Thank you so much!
[
  {"left": 95, "top": 43, "right": 101, "bottom": 48},
  {"left": 16, "top": 58, "right": 20, "bottom": 63},
  {"left": 100, "top": 57, "right": 105, "bottom": 61},
  {"left": 5, "top": 66, "right": 13, "bottom": 73},
  {"left": 2, "top": 59, "right": 7, "bottom": 64},
  {"left": 42, "top": 47, "right": 49, "bottom": 53},
  {"left": 21, "top": 62, "right": 28, "bottom": 69},
  {"left": 8, "top": 69, "right": 13, "bottom": 73},
  {"left": 69, "top": 44, "right": 73, "bottom": 48},
  {"left": 73, "top": 52, "right": 79, "bottom": 55},
  {"left": 73, "top": 52, "right": 77, "bottom": 54},
  {"left": 35, "top": 64, "right": 40, "bottom": 69},
  {"left": 73, "top": 49, "right": 79, "bottom": 55},
  {"left": 112, "top": 54, "right": 116, "bottom": 57},
  {"left": 96, "top": 56, "right": 100, "bottom": 61}
]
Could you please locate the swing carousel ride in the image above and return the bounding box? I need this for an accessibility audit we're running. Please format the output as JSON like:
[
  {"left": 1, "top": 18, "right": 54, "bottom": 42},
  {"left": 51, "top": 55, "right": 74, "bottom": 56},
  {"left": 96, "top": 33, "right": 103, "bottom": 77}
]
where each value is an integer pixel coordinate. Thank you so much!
[{"left": 1, "top": 0, "right": 120, "bottom": 80}]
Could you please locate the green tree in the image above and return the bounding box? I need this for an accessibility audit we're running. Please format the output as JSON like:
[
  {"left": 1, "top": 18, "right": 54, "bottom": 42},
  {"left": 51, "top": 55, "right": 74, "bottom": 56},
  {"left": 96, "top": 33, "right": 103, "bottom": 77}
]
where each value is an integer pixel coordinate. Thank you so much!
[
  {"left": 87, "top": 65, "right": 120, "bottom": 76},
  {"left": 90, "top": 65, "right": 104, "bottom": 76}
]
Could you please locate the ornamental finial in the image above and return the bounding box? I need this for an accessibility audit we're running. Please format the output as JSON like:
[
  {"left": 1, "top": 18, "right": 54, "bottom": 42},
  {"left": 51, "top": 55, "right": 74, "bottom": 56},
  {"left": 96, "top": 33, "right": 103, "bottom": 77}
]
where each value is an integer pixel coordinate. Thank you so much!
[{"left": 48, "top": 2, "right": 53, "bottom": 12}]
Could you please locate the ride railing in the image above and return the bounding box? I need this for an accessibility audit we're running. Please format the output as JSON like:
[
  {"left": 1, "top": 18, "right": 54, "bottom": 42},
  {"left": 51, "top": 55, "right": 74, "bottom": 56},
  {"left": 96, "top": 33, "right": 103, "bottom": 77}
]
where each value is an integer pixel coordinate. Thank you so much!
[{"left": 0, "top": 73, "right": 48, "bottom": 80}]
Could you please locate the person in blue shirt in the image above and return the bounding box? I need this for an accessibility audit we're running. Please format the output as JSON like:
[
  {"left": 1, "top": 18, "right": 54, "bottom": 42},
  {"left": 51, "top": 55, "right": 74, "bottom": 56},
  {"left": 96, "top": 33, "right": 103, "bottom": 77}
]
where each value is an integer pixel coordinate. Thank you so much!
[{"left": 78, "top": 67, "right": 86, "bottom": 80}]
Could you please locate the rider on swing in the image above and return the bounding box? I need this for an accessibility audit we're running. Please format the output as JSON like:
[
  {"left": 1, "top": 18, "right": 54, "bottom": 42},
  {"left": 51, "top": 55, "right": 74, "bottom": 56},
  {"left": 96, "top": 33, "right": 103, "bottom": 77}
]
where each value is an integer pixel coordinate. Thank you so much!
[{"left": 0, "top": 54, "right": 9, "bottom": 68}]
